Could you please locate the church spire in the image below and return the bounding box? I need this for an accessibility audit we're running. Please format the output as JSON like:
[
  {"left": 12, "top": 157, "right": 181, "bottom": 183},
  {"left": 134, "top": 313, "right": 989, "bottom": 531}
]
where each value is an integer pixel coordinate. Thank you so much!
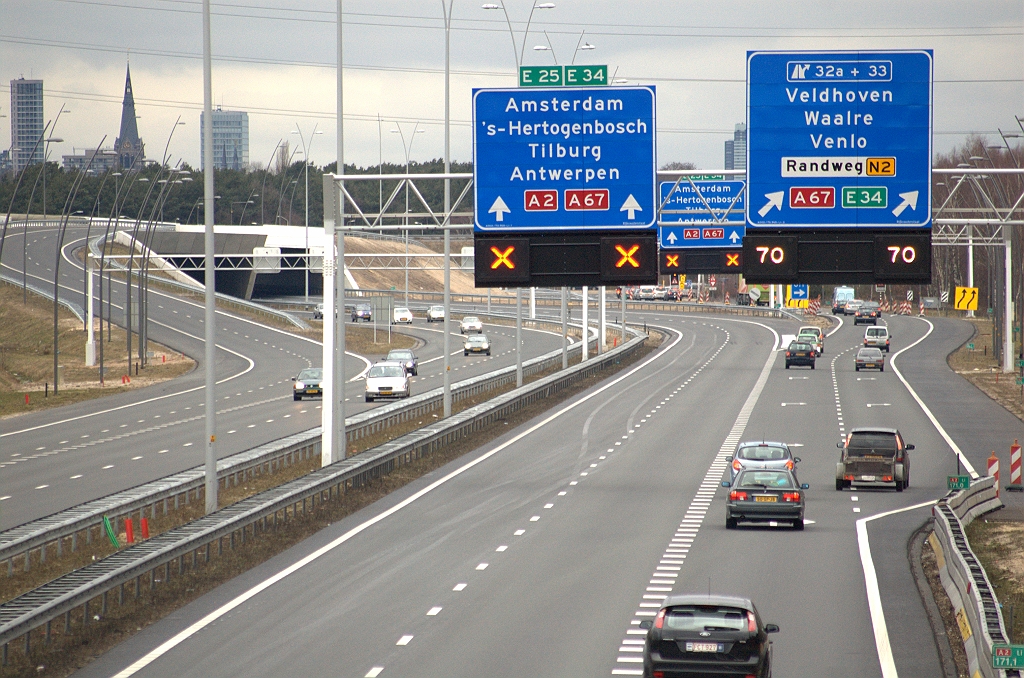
[{"left": 114, "top": 62, "right": 144, "bottom": 170}]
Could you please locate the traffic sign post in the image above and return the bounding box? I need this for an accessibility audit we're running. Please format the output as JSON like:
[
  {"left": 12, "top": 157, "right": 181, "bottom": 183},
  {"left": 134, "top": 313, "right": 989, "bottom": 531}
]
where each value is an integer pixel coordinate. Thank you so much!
[
  {"left": 658, "top": 180, "right": 746, "bottom": 249},
  {"left": 746, "top": 50, "right": 932, "bottom": 230},
  {"left": 473, "top": 86, "right": 656, "bottom": 232}
]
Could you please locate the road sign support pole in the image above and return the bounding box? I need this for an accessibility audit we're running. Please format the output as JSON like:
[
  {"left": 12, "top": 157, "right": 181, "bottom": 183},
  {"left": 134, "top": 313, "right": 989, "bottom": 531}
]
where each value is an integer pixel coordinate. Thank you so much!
[
  {"left": 581, "top": 286, "right": 589, "bottom": 362},
  {"left": 621, "top": 288, "right": 626, "bottom": 343},
  {"left": 516, "top": 288, "right": 523, "bottom": 388},
  {"left": 599, "top": 285, "right": 606, "bottom": 354},
  {"left": 561, "top": 287, "right": 568, "bottom": 369},
  {"left": 442, "top": 0, "right": 452, "bottom": 418},
  {"left": 968, "top": 226, "right": 975, "bottom": 317},
  {"left": 201, "top": 0, "right": 217, "bottom": 515},
  {"left": 1004, "top": 236, "right": 1013, "bottom": 373},
  {"left": 530, "top": 287, "right": 535, "bottom": 320}
]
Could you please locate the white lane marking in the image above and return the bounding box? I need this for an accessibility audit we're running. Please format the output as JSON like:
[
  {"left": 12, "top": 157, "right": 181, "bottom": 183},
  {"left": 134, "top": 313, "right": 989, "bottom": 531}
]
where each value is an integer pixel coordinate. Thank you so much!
[
  {"left": 866, "top": 403, "right": 891, "bottom": 408},
  {"left": 365, "top": 668, "right": 384, "bottom": 678},
  {"left": 496, "top": 545, "right": 508, "bottom": 552},
  {"left": 108, "top": 322, "right": 687, "bottom": 678},
  {"left": 426, "top": 607, "right": 442, "bottom": 616},
  {"left": 34, "top": 485, "right": 49, "bottom": 490},
  {"left": 70, "top": 475, "right": 82, "bottom": 479},
  {"left": 858, "top": 500, "right": 937, "bottom": 678},
  {"left": 453, "top": 583, "right": 467, "bottom": 591},
  {"left": 889, "top": 317, "right": 978, "bottom": 477},
  {"left": 476, "top": 563, "right": 488, "bottom": 570},
  {"left": 396, "top": 635, "right": 413, "bottom": 646},
  {"left": 102, "top": 465, "right": 114, "bottom": 469},
  {"left": 514, "top": 529, "right": 525, "bottom": 536}
]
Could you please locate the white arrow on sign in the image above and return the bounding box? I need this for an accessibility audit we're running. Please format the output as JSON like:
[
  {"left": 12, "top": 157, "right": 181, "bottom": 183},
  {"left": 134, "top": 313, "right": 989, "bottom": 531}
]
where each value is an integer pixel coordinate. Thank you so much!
[
  {"left": 666, "top": 231, "right": 678, "bottom": 244},
  {"left": 758, "top": 191, "right": 784, "bottom": 217},
  {"left": 620, "top": 194, "right": 642, "bottom": 220},
  {"left": 488, "top": 196, "right": 510, "bottom": 222},
  {"left": 728, "top": 230, "right": 741, "bottom": 243},
  {"left": 891, "top": 190, "right": 919, "bottom": 217}
]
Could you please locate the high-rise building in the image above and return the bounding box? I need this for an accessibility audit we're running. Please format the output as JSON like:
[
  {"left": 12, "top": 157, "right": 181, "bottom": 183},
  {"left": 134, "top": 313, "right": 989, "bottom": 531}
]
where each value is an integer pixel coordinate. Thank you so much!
[
  {"left": 62, "top": 147, "right": 119, "bottom": 173},
  {"left": 200, "top": 108, "right": 249, "bottom": 171},
  {"left": 10, "top": 77, "right": 44, "bottom": 173},
  {"left": 724, "top": 123, "right": 747, "bottom": 171},
  {"left": 0, "top": 149, "right": 11, "bottom": 175},
  {"left": 114, "top": 63, "right": 145, "bottom": 170}
]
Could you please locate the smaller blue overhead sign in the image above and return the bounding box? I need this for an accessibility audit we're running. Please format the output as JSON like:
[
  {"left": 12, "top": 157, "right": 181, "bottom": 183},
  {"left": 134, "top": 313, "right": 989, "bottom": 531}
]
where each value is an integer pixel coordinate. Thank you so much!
[
  {"left": 473, "top": 86, "right": 657, "bottom": 232},
  {"left": 658, "top": 180, "right": 746, "bottom": 249}
]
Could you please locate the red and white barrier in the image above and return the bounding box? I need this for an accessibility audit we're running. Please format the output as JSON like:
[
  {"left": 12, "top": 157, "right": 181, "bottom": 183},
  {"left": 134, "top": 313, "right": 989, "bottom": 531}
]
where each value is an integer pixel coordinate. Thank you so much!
[
  {"left": 1009, "top": 440, "right": 1022, "bottom": 492},
  {"left": 724, "top": 291, "right": 730, "bottom": 305},
  {"left": 804, "top": 298, "right": 821, "bottom": 316},
  {"left": 919, "top": 300, "right": 925, "bottom": 316},
  {"left": 988, "top": 452, "right": 1000, "bottom": 497}
]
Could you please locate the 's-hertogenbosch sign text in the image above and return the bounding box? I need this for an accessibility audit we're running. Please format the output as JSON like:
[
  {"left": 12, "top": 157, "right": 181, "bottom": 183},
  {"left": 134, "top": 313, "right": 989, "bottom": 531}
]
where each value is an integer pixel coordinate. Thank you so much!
[{"left": 473, "top": 86, "right": 657, "bottom": 231}]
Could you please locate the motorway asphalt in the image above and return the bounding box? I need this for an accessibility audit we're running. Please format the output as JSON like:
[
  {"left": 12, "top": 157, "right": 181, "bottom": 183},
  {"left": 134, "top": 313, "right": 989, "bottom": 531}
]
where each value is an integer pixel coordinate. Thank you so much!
[
  {"left": 72, "top": 307, "right": 992, "bottom": 678},
  {"left": 0, "top": 225, "right": 565, "bottom": 529}
]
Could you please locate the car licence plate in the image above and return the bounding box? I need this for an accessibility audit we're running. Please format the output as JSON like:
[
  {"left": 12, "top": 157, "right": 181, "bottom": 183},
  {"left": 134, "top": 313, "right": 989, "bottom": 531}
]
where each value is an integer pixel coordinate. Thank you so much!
[
  {"left": 861, "top": 475, "right": 876, "bottom": 481},
  {"left": 754, "top": 495, "right": 777, "bottom": 502},
  {"left": 686, "top": 642, "right": 720, "bottom": 653},
  {"left": 308, "top": 389, "right": 320, "bottom": 394}
]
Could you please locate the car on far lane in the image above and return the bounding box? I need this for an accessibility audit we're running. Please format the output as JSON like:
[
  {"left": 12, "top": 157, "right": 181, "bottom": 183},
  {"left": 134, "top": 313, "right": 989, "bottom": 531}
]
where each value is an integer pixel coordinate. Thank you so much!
[
  {"left": 364, "top": 362, "right": 411, "bottom": 402},
  {"left": 426, "top": 305, "right": 445, "bottom": 323},
  {"left": 855, "top": 347, "right": 885, "bottom": 371},
  {"left": 727, "top": 442, "right": 800, "bottom": 482},
  {"left": 797, "top": 325, "right": 824, "bottom": 354},
  {"left": 292, "top": 368, "right": 323, "bottom": 401},
  {"left": 843, "top": 299, "right": 864, "bottom": 316},
  {"left": 640, "top": 594, "right": 780, "bottom": 678},
  {"left": 460, "top": 316, "right": 483, "bottom": 333},
  {"left": 386, "top": 348, "right": 418, "bottom": 376},
  {"left": 855, "top": 301, "right": 881, "bottom": 325},
  {"left": 393, "top": 307, "right": 414, "bottom": 324},
  {"left": 722, "top": 468, "right": 809, "bottom": 530},
  {"left": 312, "top": 303, "right": 324, "bottom": 320},
  {"left": 464, "top": 334, "right": 491, "bottom": 356},
  {"left": 352, "top": 303, "right": 372, "bottom": 322},
  {"left": 785, "top": 341, "right": 815, "bottom": 369}
]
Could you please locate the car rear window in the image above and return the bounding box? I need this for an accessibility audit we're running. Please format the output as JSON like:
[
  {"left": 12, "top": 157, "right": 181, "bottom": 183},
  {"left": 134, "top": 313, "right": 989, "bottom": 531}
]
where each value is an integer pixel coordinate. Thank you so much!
[
  {"left": 663, "top": 605, "right": 749, "bottom": 632},
  {"left": 736, "top": 470, "right": 795, "bottom": 488},
  {"left": 848, "top": 432, "right": 898, "bottom": 456},
  {"left": 298, "top": 369, "right": 322, "bottom": 380},
  {"left": 867, "top": 328, "right": 885, "bottom": 336},
  {"left": 789, "top": 343, "right": 812, "bottom": 351},
  {"left": 368, "top": 366, "right": 404, "bottom": 378},
  {"left": 737, "top": 445, "right": 790, "bottom": 461},
  {"left": 388, "top": 350, "right": 413, "bottom": 360},
  {"left": 858, "top": 348, "right": 883, "bottom": 358}
]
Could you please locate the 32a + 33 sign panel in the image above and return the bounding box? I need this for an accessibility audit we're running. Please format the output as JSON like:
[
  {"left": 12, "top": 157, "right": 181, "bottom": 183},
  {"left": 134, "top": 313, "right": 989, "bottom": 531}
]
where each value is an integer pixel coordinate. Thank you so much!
[
  {"left": 473, "top": 86, "right": 656, "bottom": 231},
  {"left": 746, "top": 50, "right": 932, "bottom": 229}
]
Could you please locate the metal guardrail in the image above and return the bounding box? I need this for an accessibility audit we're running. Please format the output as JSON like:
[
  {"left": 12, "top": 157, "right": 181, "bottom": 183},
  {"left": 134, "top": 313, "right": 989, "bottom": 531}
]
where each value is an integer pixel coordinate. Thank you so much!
[
  {"left": 930, "top": 476, "right": 1014, "bottom": 678},
  {"left": 0, "top": 329, "right": 647, "bottom": 655},
  {"left": 0, "top": 273, "right": 85, "bottom": 323},
  {"left": 0, "top": 312, "right": 593, "bottom": 576}
]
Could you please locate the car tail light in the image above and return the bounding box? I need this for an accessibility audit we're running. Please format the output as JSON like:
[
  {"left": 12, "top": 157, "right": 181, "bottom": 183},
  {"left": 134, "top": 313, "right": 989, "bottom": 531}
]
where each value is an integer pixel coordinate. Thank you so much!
[
  {"left": 882, "top": 475, "right": 893, "bottom": 482},
  {"left": 729, "top": 490, "right": 748, "bottom": 501},
  {"left": 747, "top": 610, "right": 757, "bottom": 633},
  {"left": 844, "top": 474, "right": 854, "bottom": 481},
  {"left": 654, "top": 608, "right": 666, "bottom": 629},
  {"left": 732, "top": 459, "right": 742, "bottom": 471},
  {"left": 785, "top": 459, "right": 794, "bottom": 470},
  {"left": 785, "top": 351, "right": 791, "bottom": 357},
  {"left": 653, "top": 673, "right": 664, "bottom": 678},
  {"left": 782, "top": 492, "right": 800, "bottom": 502}
]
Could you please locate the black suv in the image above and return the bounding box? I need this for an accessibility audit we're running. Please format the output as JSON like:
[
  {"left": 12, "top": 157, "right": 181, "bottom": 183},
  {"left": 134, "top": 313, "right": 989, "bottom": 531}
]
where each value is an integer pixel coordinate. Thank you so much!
[
  {"left": 386, "top": 348, "right": 418, "bottom": 376},
  {"left": 641, "top": 594, "right": 779, "bottom": 678},
  {"left": 352, "top": 304, "right": 372, "bottom": 322}
]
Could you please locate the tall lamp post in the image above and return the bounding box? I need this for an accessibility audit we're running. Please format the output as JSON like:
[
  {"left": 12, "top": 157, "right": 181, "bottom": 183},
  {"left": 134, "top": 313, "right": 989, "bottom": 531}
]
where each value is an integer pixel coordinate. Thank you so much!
[
  {"left": 291, "top": 124, "right": 323, "bottom": 302},
  {"left": 391, "top": 122, "right": 425, "bottom": 306}
]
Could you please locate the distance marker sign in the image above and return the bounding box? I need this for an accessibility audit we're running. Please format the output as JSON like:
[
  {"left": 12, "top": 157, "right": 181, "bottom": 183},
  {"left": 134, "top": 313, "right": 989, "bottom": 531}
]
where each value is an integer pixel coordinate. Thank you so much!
[
  {"left": 473, "top": 86, "right": 656, "bottom": 232},
  {"left": 746, "top": 50, "right": 932, "bottom": 229}
]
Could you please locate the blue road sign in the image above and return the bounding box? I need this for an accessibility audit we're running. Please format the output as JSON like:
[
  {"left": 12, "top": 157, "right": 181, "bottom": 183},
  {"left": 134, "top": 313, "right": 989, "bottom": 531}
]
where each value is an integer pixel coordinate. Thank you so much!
[
  {"left": 658, "top": 180, "right": 746, "bottom": 248},
  {"left": 473, "top": 86, "right": 656, "bottom": 231},
  {"left": 746, "top": 50, "right": 932, "bottom": 229},
  {"left": 789, "top": 284, "right": 809, "bottom": 300}
]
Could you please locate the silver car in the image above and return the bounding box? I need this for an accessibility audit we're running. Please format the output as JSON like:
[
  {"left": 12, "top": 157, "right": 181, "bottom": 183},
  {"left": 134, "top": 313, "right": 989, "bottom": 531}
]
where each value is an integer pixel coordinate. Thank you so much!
[
  {"left": 426, "top": 305, "right": 445, "bottom": 323},
  {"left": 864, "top": 326, "right": 891, "bottom": 352},
  {"left": 364, "top": 361, "right": 411, "bottom": 402},
  {"left": 464, "top": 334, "right": 491, "bottom": 356},
  {"left": 727, "top": 441, "right": 800, "bottom": 482},
  {"left": 460, "top": 316, "right": 483, "bottom": 334}
]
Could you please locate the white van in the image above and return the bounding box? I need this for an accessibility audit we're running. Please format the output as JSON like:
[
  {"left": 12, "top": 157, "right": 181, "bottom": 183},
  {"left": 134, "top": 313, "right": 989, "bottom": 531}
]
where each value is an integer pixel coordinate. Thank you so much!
[
  {"left": 832, "top": 287, "right": 856, "bottom": 314},
  {"left": 864, "top": 326, "right": 891, "bottom": 352}
]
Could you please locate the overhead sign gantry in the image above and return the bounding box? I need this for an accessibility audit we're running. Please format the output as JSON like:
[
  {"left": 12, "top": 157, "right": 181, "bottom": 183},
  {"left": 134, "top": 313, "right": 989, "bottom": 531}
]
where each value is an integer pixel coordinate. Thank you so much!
[
  {"left": 742, "top": 49, "right": 934, "bottom": 284},
  {"left": 472, "top": 84, "right": 658, "bottom": 287}
]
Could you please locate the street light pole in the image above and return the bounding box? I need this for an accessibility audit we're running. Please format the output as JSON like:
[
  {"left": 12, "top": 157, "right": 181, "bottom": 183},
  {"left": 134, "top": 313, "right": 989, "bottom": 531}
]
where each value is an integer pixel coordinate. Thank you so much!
[
  {"left": 292, "top": 124, "right": 323, "bottom": 303},
  {"left": 391, "top": 122, "right": 424, "bottom": 307},
  {"left": 202, "top": 0, "right": 218, "bottom": 514},
  {"left": 442, "top": 0, "right": 454, "bottom": 417}
]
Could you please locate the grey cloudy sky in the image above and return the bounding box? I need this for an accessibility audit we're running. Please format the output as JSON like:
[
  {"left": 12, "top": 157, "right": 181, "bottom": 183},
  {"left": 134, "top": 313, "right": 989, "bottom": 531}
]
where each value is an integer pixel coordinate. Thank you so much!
[{"left": 2, "top": 0, "right": 1021, "bottom": 171}]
